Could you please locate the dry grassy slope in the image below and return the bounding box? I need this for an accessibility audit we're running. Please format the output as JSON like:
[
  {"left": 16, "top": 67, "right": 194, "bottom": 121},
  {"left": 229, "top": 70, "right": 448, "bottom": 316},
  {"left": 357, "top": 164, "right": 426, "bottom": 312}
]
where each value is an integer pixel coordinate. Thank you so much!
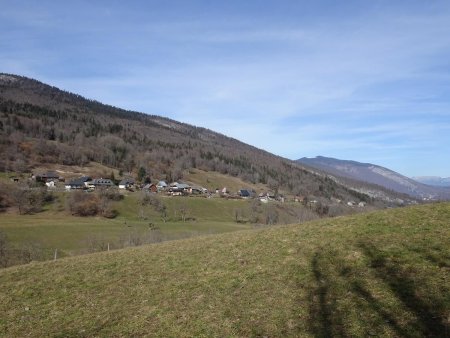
[
  {"left": 1, "top": 203, "right": 449, "bottom": 337},
  {"left": 184, "top": 168, "right": 269, "bottom": 194},
  {"left": 30, "top": 161, "right": 121, "bottom": 180}
]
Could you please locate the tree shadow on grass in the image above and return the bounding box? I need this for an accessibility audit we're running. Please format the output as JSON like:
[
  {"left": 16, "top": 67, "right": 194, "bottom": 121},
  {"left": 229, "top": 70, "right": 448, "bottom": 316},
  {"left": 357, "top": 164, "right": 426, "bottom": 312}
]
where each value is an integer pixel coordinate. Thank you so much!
[
  {"left": 359, "top": 242, "right": 449, "bottom": 338},
  {"left": 307, "top": 251, "right": 345, "bottom": 337},
  {"left": 407, "top": 245, "right": 449, "bottom": 269},
  {"left": 351, "top": 280, "right": 411, "bottom": 337},
  {"left": 303, "top": 241, "right": 449, "bottom": 337}
]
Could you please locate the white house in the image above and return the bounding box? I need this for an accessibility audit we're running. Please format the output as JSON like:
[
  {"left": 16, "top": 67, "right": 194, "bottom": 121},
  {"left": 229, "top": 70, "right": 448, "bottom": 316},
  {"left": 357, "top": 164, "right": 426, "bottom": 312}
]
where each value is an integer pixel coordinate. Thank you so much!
[{"left": 119, "top": 178, "right": 135, "bottom": 189}]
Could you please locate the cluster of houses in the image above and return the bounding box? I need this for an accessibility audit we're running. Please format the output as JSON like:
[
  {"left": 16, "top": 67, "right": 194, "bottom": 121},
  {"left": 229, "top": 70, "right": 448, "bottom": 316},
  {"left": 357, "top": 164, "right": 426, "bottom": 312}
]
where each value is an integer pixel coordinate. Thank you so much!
[
  {"left": 33, "top": 171, "right": 258, "bottom": 197},
  {"left": 64, "top": 176, "right": 168, "bottom": 193},
  {"left": 33, "top": 172, "right": 118, "bottom": 191},
  {"left": 32, "top": 171, "right": 119, "bottom": 190},
  {"left": 64, "top": 176, "right": 267, "bottom": 199},
  {"left": 65, "top": 176, "right": 115, "bottom": 190},
  {"left": 29, "top": 171, "right": 366, "bottom": 206}
]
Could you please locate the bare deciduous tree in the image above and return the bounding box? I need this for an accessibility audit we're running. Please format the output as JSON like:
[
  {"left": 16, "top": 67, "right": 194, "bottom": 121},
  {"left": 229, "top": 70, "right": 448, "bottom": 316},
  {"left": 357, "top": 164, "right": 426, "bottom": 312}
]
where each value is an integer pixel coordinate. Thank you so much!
[
  {"left": 178, "top": 201, "right": 189, "bottom": 222},
  {"left": 10, "top": 184, "right": 45, "bottom": 215},
  {"left": 85, "top": 234, "right": 109, "bottom": 253},
  {"left": 265, "top": 205, "right": 279, "bottom": 225}
]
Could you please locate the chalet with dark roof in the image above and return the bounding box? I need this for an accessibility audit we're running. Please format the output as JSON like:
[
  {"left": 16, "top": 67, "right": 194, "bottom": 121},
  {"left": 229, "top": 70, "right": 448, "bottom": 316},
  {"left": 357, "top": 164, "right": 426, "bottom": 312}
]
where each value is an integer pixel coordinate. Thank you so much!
[
  {"left": 65, "top": 176, "right": 92, "bottom": 190},
  {"left": 238, "top": 189, "right": 252, "bottom": 198},
  {"left": 157, "top": 181, "right": 168, "bottom": 191},
  {"left": 143, "top": 183, "right": 158, "bottom": 193},
  {"left": 36, "top": 171, "right": 61, "bottom": 183},
  {"left": 91, "top": 178, "right": 115, "bottom": 188},
  {"left": 119, "top": 178, "right": 135, "bottom": 189},
  {"left": 169, "top": 182, "right": 191, "bottom": 195},
  {"left": 189, "top": 186, "right": 207, "bottom": 195}
]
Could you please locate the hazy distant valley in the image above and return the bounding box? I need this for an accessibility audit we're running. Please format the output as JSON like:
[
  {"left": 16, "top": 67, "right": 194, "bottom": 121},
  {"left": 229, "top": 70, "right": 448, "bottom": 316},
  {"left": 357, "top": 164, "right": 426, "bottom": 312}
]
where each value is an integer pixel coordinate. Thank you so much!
[
  {"left": 412, "top": 176, "right": 450, "bottom": 187},
  {"left": 298, "top": 156, "right": 450, "bottom": 201}
]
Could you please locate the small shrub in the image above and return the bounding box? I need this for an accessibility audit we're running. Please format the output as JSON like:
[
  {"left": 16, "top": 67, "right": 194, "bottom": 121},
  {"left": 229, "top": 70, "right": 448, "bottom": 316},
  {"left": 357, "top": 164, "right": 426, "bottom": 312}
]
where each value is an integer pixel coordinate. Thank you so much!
[
  {"left": 0, "top": 183, "right": 13, "bottom": 211},
  {"left": 99, "top": 188, "right": 123, "bottom": 201},
  {"left": 314, "top": 202, "right": 329, "bottom": 216},
  {"left": 84, "top": 234, "right": 109, "bottom": 253},
  {"left": 102, "top": 207, "right": 118, "bottom": 219},
  {"left": 67, "top": 191, "right": 100, "bottom": 216},
  {"left": 140, "top": 193, "right": 159, "bottom": 206}
]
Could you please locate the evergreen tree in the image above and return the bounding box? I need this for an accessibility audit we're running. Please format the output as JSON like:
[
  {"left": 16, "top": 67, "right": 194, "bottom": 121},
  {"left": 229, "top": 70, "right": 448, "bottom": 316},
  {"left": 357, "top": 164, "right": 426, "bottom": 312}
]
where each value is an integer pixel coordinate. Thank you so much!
[{"left": 137, "top": 167, "right": 146, "bottom": 182}]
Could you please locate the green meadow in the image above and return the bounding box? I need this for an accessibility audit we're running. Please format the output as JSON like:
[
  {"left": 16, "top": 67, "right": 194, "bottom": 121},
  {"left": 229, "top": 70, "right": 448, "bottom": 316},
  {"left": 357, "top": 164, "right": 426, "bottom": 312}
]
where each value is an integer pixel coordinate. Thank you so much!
[
  {"left": 0, "top": 202, "right": 448, "bottom": 337},
  {"left": 0, "top": 194, "right": 255, "bottom": 257},
  {"left": 0, "top": 192, "right": 316, "bottom": 261}
]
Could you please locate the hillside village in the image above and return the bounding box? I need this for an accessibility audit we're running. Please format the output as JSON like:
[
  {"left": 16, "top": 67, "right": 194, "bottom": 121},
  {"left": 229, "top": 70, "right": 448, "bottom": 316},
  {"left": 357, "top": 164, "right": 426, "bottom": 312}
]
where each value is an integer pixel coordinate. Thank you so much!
[
  {"left": 16, "top": 169, "right": 371, "bottom": 207},
  {"left": 0, "top": 74, "right": 413, "bottom": 212}
]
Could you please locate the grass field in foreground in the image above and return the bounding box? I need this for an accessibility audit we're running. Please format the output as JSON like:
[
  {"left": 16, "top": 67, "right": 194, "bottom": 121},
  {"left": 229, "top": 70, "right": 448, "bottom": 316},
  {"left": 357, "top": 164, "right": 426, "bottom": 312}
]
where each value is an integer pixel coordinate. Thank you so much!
[{"left": 0, "top": 203, "right": 449, "bottom": 337}]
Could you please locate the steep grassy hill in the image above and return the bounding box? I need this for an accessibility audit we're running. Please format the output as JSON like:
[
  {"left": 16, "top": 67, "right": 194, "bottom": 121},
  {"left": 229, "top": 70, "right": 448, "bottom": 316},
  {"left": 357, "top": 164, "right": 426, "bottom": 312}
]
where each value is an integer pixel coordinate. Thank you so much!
[{"left": 1, "top": 203, "right": 448, "bottom": 337}]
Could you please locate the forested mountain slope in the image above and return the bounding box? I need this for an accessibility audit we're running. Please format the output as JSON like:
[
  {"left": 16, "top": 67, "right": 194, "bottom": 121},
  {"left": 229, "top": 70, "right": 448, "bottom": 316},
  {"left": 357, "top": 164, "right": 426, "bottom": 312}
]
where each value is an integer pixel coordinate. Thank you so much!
[{"left": 0, "top": 73, "right": 373, "bottom": 203}]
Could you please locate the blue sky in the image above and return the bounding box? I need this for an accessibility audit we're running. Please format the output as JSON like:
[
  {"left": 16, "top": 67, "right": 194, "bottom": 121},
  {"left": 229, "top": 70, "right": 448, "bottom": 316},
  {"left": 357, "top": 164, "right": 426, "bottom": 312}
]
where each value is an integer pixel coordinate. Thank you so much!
[{"left": 1, "top": 1, "right": 450, "bottom": 177}]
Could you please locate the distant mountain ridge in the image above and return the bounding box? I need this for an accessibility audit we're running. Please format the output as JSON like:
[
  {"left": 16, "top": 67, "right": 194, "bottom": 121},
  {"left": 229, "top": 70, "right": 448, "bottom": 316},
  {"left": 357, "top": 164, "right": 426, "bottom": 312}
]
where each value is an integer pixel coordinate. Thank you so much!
[
  {"left": 412, "top": 176, "right": 450, "bottom": 187},
  {"left": 297, "top": 156, "right": 450, "bottom": 200}
]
